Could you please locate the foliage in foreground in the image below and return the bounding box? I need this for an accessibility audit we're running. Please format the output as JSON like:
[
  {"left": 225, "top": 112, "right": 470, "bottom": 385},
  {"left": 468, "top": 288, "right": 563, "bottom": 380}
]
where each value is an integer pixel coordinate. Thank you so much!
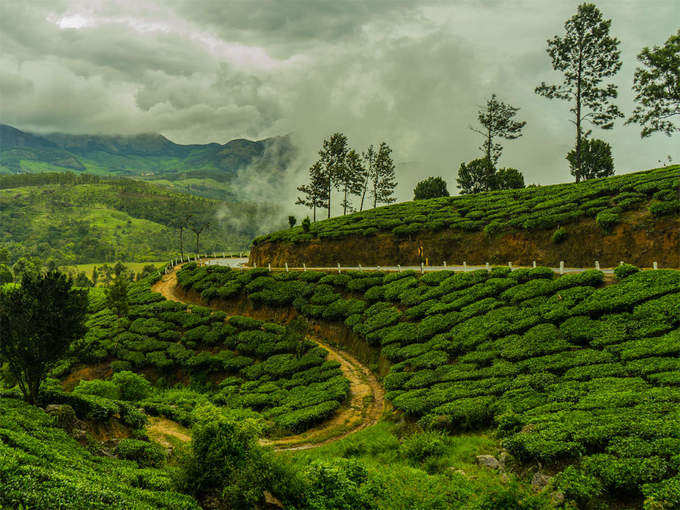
[
  {"left": 61, "top": 275, "right": 349, "bottom": 436},
  {"left": 179, "top": 263, "right": 680, "bottom": 508}
]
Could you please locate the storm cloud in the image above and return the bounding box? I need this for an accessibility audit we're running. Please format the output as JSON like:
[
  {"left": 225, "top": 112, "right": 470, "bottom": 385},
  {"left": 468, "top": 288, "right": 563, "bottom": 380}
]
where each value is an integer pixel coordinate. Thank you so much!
[{"left": 1, "top": 0, "right": 678, "bottom": 203}]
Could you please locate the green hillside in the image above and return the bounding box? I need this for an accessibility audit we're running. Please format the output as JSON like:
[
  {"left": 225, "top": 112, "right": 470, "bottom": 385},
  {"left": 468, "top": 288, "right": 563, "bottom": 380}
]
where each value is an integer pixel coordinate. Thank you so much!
[
  {"left": 177, "top": 263, "right": 680, "bottom": 508},
  {"left": 0, "top": 173, "right": 280, "bottom": 265},
  {"left": 255, "top": 165, "right": 679, "bottom": 246},
  {"left": 0, "top": 123, "right": 296, "bottom": 202}
]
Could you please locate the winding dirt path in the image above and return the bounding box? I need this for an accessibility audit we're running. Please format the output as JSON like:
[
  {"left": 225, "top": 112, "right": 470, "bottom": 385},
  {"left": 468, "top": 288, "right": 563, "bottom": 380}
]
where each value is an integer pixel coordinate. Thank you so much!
[{"left": 150, "top": 268, "right": 385, "bottom": 451}]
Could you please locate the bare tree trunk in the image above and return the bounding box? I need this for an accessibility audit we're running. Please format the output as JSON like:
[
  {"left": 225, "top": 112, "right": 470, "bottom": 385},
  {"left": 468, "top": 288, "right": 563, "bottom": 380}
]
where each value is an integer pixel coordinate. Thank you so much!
[
  {"left": 179, "top": 227, "right": 184, "bottom": 258},
  {"left": 343, "top": 185, "right": 348, "bottom": 215},
  {"left": 360, "top": 183, "right": 367, "bottom": 211},
  {"left": 575, "top": 50, "right": 583, "bottom": 183},
  {"left": 487, "top": 125, "right": 492, "bottom": 163},
  {"left": 327, "top": 181, "right": 331, "bottom": 219}
]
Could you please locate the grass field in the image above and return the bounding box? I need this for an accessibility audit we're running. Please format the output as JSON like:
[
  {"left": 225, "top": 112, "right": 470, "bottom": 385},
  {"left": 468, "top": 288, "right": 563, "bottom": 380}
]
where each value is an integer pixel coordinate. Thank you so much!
[{"left": 60, "top": 261, "right": 167, "bottom": 276}]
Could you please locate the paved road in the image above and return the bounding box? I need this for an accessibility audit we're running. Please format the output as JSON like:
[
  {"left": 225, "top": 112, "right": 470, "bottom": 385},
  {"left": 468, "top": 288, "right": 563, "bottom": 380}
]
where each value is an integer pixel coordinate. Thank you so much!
[
  {"left": 185, "top": 258, "right": 623, "bottom": 274},
  {"left": 171, "top": 257, "right": 673, "bottom": 275}
]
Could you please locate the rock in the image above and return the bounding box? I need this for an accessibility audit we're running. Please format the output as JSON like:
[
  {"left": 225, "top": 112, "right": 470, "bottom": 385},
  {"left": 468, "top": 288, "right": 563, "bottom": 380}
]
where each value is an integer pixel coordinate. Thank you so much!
[
  {"left": 45, "top": 404, "right": 76, "bottom": 432},
  {"left": 498, "top": 451, "right": 513, "bottom": 469},
  {"left": 550, "top": 491, "right": 565, "bottom": 505},
  {"left": 531, "top": 472, "right": 552, "bottom": 491},
  {"left": 72, "top": 429, "right": 88, "bottom": 441},
  {"left": 476, "top": 455, "right": 501, "bottom": 470},
  {"left": 449, "top": 468, "right": 467, "bottom": 477}
]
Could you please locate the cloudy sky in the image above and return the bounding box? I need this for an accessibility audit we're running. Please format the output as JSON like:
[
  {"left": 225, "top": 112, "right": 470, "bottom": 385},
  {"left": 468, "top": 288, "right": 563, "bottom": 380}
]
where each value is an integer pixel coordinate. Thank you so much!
[{"left": 1, "top": 0, "right": 678, "bottom": 199}]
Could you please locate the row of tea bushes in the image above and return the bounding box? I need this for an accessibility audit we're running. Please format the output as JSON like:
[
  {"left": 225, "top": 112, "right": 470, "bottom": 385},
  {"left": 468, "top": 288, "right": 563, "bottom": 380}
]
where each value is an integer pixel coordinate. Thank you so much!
[
  {"left": 58, "top": 275, "right": 349, "bottom": 435},
  {"left": 177, "top": 263, "right": 680, "bottom": 507},
  {"left": 253, "top": 165, "right": 679, "bottom": 245},
  {"left": 0, "top": 396, "right": 200, "bottom": 509}
]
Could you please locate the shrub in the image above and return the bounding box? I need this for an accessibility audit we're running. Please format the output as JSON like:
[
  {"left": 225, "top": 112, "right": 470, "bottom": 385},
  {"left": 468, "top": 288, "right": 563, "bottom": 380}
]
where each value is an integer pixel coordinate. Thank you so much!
[
  {"left": 115, "top": 438, "right": 166, "bottom": 467},
  {"left": 615, "top": 263, "right": 641, "bottom": 280},
  {"left": 551, "top": 227, "right": 568, "bottom": 244},
  {"left": 111, "top": 371, "right": 152, "bottom": 401},
  {"left": 73, "top": 379, "right": 120, "bottom": 400},
  {"left": 595, "top": 209, "right": 619, "bottom": 233},
  {"left": 399, "top": 432, "right": 448, "bottom": 463}
]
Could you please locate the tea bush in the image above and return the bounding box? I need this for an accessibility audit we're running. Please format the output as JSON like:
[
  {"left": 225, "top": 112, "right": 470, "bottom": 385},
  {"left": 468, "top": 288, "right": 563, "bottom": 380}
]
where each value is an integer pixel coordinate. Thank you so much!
[
  {"left": 177, "top": 263, "right": 680, "bottom": 507},
  {"left": 252, "top": 165, "right": 679, "bottom": 245}
]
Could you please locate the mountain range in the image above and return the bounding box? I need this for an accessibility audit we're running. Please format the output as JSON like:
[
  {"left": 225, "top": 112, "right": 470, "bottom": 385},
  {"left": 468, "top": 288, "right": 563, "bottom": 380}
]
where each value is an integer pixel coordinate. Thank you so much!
[{"left": 0, "top": 123, "right": 296, "bottom": 186}]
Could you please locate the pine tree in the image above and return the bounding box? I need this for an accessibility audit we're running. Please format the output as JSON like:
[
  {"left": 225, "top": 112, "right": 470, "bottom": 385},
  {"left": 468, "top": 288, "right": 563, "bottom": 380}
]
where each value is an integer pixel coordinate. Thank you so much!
[
  {"left": 359, "top": 145, "right": 375, "bottom": 212},
  {"left": 371, "top": 142, "right": 397, "bottom": 208},
  {"left": 340, "top": 149, "right": 365, "bottom": 215},
  {"left": 470, "top": 94, "right": 526, "bottom": 164},
  {"left": 318, "top": 133, "right": 349, "bottom": 218},
  {"left": 296, "top": 161, "right": 329, "bottom": 222},
  {"left": 535, "top": 3, "right": 622, "bottom": 182}
]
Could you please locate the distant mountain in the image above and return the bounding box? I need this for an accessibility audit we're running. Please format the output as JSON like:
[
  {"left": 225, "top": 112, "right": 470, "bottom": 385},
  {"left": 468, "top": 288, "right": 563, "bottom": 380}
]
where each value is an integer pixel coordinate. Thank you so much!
[{"left": 0, "top": 123, "right": 296, "bottom": 186}]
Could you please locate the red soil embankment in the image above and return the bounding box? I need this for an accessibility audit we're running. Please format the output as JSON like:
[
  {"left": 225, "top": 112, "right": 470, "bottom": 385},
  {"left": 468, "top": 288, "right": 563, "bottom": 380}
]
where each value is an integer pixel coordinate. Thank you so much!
[{"left": 250, "top": 213, "right": 680, "bottom": 269}]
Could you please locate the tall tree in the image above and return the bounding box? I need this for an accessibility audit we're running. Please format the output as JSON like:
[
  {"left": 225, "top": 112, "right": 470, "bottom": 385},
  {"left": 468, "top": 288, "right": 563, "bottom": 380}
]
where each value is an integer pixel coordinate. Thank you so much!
[
  {"left": 0, "top": 271, "right": 87, "bottom": 404},
  {"left": 189, "top": 218, "right": 210, "bottom": 255},
  {"left": 535, "top": 3, "right": 623, "bottom": 182},
  {"left": 457, "top": 158, "right": 496, "bottom": 194},
  {"left": 359, "top": 145, "right": 375, "bottom": 211},
  {"left": 318, "top": 133, "right": 349, "bottom": 218},
  {"left": 470, "top": 94, "right": 526, "bottom": 164},
  {"left": 170, "top": 214, "right": 192, "bottom": 259},
  {"left": 627, "top": 30, "right": 680, "bottom": 138},
  {"left": 340, "top": 149, "right": 364, "bottom": 215},
  {"left": 296, "top": 161, "right": 329, "bottom": 222},
  {"left": 371, "top": 142, "right": 397, "bottom": 208}
]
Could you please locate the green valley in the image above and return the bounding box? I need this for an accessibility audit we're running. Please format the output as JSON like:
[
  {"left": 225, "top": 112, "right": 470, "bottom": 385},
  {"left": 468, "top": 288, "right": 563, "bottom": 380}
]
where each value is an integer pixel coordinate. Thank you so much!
[{"left": 0, "top": 172, "right": 280, "bottom": 266}]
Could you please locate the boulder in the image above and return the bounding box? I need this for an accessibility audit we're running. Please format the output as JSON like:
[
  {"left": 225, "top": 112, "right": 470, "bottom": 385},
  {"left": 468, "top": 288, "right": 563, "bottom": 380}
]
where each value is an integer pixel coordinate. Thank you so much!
[
  {"left": 531, "top": 471, "right": 552, "bottom": 491},
  {"left": 476, "top": 455, "right": 501, "bottom": 470},
  {"left": 45, "top": 404, "right": 76, "bottom": 432}
]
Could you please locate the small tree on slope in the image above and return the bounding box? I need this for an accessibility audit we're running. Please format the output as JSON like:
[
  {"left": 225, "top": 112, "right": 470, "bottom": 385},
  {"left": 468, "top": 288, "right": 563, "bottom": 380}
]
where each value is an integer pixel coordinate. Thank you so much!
[
  {"left": 0, "top": 271, "right": 87, "bottom": 404},
  {"left": 470, "top": 93, "right": 526, "bottom": 165}
]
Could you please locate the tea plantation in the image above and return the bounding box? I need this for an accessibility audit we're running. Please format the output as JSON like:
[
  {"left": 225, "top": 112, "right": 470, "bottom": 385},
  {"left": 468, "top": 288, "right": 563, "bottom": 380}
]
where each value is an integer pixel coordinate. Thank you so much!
[
  {"left": 178, "top": 262, "right": 680, "bottom": 508},
  {"left": 253, "top": 165, "right": 679, "bottom": 245},
  {"left": 56, "top": 275, "right": 350, "bottom": 436},
  {"left": 0, "top": 396, "right": 200, "bottom": 509}
]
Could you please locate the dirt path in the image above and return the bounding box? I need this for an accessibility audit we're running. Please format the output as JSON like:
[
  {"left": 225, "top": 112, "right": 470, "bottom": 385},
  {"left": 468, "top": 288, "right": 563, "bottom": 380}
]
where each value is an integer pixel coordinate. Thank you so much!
[{"left": 151, "top": 269, "right": 385, "bottom": 451}]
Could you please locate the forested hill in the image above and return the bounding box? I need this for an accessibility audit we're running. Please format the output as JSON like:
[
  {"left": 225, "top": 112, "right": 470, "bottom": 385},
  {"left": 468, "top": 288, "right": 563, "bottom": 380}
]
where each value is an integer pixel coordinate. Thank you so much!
[
  {"left": 0, "top": 172, "right": 283, "bottom": 265},
  {"left": 0, "top": 123, "right": 296, "bottom": 201},
  {"left": 250, "top": 166, "right": 680, "bottom": 268}
]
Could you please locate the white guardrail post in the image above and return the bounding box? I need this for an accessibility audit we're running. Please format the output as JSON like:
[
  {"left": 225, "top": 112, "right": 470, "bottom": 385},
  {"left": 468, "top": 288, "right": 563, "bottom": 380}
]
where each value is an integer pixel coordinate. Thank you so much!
[
  {"left": 653, "top": 261, "right": 658, "bottom": 270},
  {"left": 560, "top": 261, "right": 564, "bottom": 275}
]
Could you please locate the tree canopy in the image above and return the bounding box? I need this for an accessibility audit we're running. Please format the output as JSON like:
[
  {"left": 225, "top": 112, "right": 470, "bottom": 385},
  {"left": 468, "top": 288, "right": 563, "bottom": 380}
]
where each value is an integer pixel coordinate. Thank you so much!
[
  {"left": 627, "top": 29, "right": 680, "bottom": 138},
  {"left": 414, "top": 176, "right": 449, "bottom": 200},
  {"left": 0, "top": 271, "right": 87, "bottom": 404}
]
